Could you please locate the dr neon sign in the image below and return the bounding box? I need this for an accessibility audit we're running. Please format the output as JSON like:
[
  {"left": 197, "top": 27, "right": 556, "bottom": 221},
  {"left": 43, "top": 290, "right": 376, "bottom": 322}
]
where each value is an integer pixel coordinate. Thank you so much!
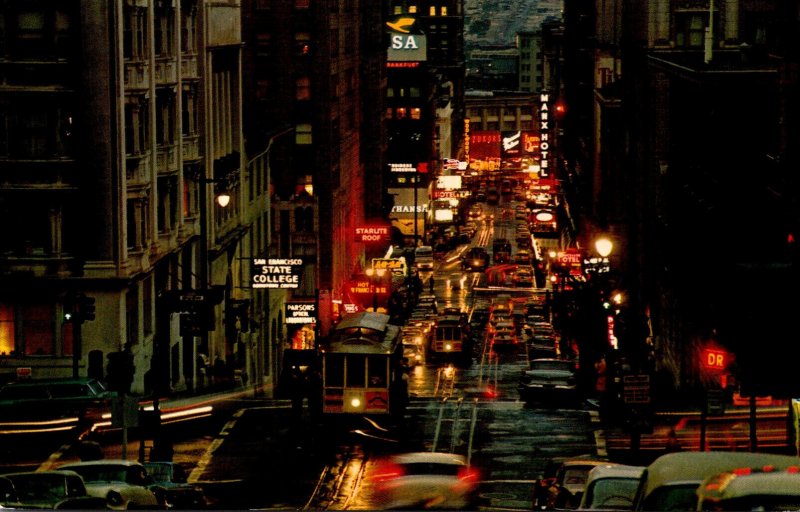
[{"left": 539, "top": 93, "right": 551, "bottom": 178}]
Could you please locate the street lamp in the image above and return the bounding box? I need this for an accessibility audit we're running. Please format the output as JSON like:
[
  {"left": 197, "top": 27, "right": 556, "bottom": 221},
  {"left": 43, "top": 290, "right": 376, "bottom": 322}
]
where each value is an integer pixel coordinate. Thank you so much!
[{"left": 595, "top": 237, "right": 613, "bottom": 259}]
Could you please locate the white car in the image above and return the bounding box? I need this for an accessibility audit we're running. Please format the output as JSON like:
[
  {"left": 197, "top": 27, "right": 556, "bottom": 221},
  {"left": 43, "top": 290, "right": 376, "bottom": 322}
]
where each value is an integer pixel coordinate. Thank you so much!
[
  {"left": 371, "top": 452, "right": 480, "bottom": 510},
  {"left": 518, "top": 358, "right": 578, "bottom": 403},
  {"left": 58, "top": 460, "right": 162, "bottom": 510}
]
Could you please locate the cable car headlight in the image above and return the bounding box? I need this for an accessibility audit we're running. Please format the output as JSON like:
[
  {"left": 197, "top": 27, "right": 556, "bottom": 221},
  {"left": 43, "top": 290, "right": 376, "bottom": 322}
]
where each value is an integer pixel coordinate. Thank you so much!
[{"left": 350, "top": 397, "right": 362, "bottom": 408}]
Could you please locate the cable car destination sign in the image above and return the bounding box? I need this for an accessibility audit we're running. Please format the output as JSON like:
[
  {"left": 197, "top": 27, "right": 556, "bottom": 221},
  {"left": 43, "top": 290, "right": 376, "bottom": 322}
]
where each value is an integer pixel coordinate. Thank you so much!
[{"left": 252, "top": 258, "right": 303, "bottom": 289}]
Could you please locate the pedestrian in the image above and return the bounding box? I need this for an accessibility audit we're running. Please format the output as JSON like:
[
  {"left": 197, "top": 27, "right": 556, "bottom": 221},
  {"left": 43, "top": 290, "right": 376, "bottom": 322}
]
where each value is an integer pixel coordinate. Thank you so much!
[{"left": 429, "top": 275, "right": 435, "bottom": 292}]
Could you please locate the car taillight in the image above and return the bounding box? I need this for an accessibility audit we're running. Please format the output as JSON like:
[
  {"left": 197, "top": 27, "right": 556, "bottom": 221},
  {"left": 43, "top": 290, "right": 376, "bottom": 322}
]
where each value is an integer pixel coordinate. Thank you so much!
[
  {"left": 454, "top": 466, "right": 481, "bottom": 491},
  {"left": 372, "top": 461, "right": 405, "bottom": 483}
]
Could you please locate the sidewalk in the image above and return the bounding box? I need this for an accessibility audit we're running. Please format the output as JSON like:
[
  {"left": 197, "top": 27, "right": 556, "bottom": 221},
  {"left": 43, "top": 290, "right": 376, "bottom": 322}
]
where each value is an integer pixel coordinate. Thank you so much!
[{"left": 37, "top": 383, "right": 273, "bottom": 471}]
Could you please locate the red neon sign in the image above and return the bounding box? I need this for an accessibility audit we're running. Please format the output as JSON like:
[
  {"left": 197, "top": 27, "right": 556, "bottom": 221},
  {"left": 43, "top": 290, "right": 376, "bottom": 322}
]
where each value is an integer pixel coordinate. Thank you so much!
[{"left": 703, "top": 349, "right": 727, "bottom": 370}]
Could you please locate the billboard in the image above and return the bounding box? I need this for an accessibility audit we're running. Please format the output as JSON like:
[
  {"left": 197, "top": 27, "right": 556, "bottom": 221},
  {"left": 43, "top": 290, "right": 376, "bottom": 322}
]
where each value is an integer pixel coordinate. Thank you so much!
[
  {"left": 468, "top": 131, "right": 501, "bottom": 172},
  {"left": 386, "top": 16, "right": 427, "bottom": 62}
]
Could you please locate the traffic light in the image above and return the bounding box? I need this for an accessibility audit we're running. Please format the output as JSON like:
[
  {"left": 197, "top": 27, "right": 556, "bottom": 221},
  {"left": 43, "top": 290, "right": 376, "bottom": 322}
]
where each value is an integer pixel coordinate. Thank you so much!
[
  {"left": 63, "top": 294, "right": 77, "bottom": 323},
  {"left": 78, "top": 294, "right": 96, "bottom": 322}
]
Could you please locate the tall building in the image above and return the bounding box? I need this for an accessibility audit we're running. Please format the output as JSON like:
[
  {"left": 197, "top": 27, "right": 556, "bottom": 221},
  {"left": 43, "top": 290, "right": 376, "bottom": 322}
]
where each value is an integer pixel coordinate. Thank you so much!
[
  {"left": 386, "top": 1, "right": 465, "bottom": 244},
  {"left": 241, "top": 0, "right": 388, "bottom": 389},
  {"left": 562, "top": 0, "right": 800, "bottom": 399},
  {"left": 0, "top": 1, "right": 247, "bottom": 393}
]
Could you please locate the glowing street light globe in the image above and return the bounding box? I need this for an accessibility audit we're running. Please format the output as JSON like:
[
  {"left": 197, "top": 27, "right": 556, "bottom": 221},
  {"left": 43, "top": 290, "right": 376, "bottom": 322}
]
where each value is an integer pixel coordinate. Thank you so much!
[{"left": 594, "top": 237, "right": 613, "bottom": 258}]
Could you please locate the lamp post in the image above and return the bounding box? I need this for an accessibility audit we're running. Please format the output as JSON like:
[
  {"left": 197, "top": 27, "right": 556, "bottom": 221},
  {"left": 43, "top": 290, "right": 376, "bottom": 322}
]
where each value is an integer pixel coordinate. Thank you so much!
[{"left": 191, "top": 177, "right": 230, "bottom": 393}]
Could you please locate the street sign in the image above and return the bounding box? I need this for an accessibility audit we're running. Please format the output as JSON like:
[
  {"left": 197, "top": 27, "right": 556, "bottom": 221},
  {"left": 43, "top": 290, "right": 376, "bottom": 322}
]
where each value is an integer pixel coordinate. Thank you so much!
[
  {"left": 706, "top": 389, "right": 726, "bottom": 415},
  {"left": 623, "top": 374, "right": 651, "bottom": 404}
]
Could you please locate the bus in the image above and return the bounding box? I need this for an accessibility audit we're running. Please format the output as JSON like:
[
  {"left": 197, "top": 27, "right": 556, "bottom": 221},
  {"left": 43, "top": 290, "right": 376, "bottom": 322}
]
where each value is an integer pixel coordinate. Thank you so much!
[
  {"left": 319, "top": 312, "right": 407, "bottom": 417},
  {"left": 528, "top": 208, "right": 559, "bottom": 238}
]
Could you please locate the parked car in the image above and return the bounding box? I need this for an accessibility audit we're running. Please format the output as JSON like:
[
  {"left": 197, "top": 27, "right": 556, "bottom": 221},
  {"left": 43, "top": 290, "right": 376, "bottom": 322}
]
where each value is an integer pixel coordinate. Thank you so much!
[
  {"left": 144, "top": 462, "right": 207, "bottom": 510},
  {"left": 518, "top": 358, "right": 578, "bottom": 403},
  {"left": 403, "top": 342, "right": 425, "bottom": 366},
  {"left": 632, "top": 451, "right": 800, "bottom": 511},
  {"left": 0, "top": 476, "right": 16, "bottom": 507},
  {"left": 695, "top": 466, "right": 800, "bottom": 511},
  {"left": 58, "top": 459, "right": 162, "bottom": 510},
  {"left": 371, "top": 452, "right": 480, "bottom": 510},
  {"left": 542, "top": 459, "right": 609, "bottom": 510},
  {"left": 1, "top": 470, "right": 108, "bottom": 509},
  {"left": 0, "top": 377, "right": 113, "bottom": 420},
  {"left": 578, "top": 464, "right": 645, "bottom": 511}
]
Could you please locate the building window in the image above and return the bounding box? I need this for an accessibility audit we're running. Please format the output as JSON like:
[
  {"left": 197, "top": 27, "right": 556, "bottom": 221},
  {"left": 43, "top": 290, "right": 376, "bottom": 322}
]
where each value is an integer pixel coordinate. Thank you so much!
[
  {"left": 0, "top": 303, "right": 14, "bottom": 356},
  {"left": 294, "top": 32, "right": 311, "bottom": 56},
  {"left": 22, "top": 304, "right": 55, "bottom": 356},
  {"left": 123, "top": 6, "right": 147, "bottom": 60},
  {"left": 296, "top": 76, "right": 311, "bottom": 100},
  {"left": 154, "top": 6, "right": 175, "bottom": 57},
  {"left": 441, "top": 6, "right": 448, "bottom": 15},
  {"left": 126, "top": 287, "right": 139, "bottom": 347},
  {"left": 409, "top": 87, "right": 420, "bottom": 98},
  {"left": 156, "top": 91, "right": 176, "bottom": 145},
  {"left": 296, "top": 123, "right": 312, "bottom": 145},
  {"left": 181, "top": 84, "right": 198, "bottom": 137},
  {"left": 125, "top": 96, "right": 149, "bottom": 155},
  {"left": 329, "top": 29, "right": 338, "bottom": 57},
  {"left": 410, "top": 108, "right": 421, "bottom": 120},
  {"left": 143, "top": 276, "right": 153, "bottom": 336},
  {"left": 181, "top": 4, "right": 197, "bottom": 54},
  {"left": 294, "top": 0, "right": 310, "bottom": 8},
  {"left": 675, "top": 14, "right": 705, "bottom": 48},
  {"left": 429, "top": 6, "right": 436, "bottom": 16},
  {"left": 396, "top": 107, "right": 407, "bottom": 119}
]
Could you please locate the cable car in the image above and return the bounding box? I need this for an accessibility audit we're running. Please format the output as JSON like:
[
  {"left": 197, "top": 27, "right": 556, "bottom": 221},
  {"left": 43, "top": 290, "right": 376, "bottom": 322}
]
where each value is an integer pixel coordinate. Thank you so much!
[{"left": 319, "top": 312, "right": 407, "bottom": 417}]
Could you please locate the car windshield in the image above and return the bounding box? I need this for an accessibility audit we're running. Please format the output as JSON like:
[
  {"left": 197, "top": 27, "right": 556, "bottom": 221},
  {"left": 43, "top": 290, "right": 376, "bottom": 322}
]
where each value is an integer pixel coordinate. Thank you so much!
[
  {"left": 643, "top": 484, "right": 702, "bottom": 511},
  {"left": 400, "top": 462, "right": 462, "bottom": 477},
  {"left": 143, "top": 463, "right": 172, "bottom": 482},
  {"left": 532, "top": 361, "right": 571, "bottom": 372},
  {"left": 6, "top": 474, "right": 67, "bottom": 502},
  {"left": 66, "top": 464, "right": 147, "bottom": 486},
  {"left": 584, "top": 478, "right": 639, "bottom": 509}
]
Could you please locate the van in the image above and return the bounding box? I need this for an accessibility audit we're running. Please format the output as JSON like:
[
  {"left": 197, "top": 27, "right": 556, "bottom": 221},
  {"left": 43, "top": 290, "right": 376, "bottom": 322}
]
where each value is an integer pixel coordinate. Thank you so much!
[{"left": 414, "top": 245, "right": 434, "bottom": 270}]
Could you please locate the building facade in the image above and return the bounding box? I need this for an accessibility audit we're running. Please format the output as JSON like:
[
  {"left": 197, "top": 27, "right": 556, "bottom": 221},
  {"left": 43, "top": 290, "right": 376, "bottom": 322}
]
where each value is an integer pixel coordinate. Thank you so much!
[{"left": 0, "top": 0, "right": 247, "bottom": 394}]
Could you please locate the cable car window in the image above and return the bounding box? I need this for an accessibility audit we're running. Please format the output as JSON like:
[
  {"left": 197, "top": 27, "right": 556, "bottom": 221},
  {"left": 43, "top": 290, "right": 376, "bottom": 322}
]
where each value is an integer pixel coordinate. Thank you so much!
[
  {"left": 346, "top": 354, "right": 366, "bottom": 387},
  {"left": 367, "top": 355, "right": 387, "bottom": 387},
  {"left": 326, "top": 354, "right": 344, "bottom": 387}
]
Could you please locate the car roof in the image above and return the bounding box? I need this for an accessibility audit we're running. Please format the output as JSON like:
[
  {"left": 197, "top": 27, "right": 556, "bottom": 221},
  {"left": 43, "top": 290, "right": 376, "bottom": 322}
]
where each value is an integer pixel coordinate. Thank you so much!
[
  {"left": 697, "top": 470, "right": 800, "bottom": 502},
  {"left": 586, "top": 463, "right": 645, "bottom": 482},
  {"left": 1, "top": 377, "right": 100, "bottom": 388},
  {"left": 638, "top": 451, "right": 800, "bottom": 501},
  {"left": 60, "top": 459, "right": 146, "bottom": 468}
]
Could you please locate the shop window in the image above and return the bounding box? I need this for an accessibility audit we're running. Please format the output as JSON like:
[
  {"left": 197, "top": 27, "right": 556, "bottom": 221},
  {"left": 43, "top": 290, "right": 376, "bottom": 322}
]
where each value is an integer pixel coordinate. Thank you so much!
[
  {"left": 0, "top": 304, "right": 14, "bottom": 356},
  {"left": 22, "top": 304, "right": 55, "bottom": 356}
]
